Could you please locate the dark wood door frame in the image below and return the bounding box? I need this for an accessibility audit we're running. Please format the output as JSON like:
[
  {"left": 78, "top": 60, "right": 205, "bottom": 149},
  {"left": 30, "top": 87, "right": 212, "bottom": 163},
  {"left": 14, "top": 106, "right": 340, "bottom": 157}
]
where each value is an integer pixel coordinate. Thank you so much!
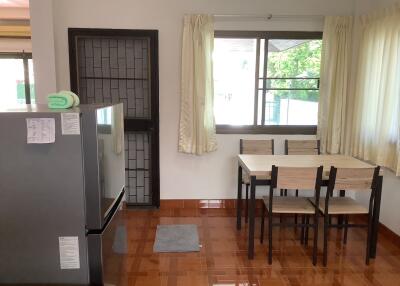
[{"left": 68, "top": 28, "right": 160, "bottom": 208}]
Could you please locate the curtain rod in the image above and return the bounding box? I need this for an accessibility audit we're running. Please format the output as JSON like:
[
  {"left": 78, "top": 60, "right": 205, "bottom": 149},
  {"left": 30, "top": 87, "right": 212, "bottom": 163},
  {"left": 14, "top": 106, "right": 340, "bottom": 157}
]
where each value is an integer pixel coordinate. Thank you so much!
[{"left": 213, "top": 14, "right": 325, "bottom": 21}]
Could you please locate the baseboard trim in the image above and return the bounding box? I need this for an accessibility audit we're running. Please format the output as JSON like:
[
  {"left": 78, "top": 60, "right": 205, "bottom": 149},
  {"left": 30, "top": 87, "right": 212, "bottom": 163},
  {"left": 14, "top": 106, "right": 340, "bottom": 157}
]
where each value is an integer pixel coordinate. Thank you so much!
[
  {"left": 159, "top": 199, "right": 400, "bottom": 243},
  {"left": 160, "top": 199, "right": 264, "bottom": 209},
  {"left": 379, "top": 222, "right": 400, "bottom": 245}
]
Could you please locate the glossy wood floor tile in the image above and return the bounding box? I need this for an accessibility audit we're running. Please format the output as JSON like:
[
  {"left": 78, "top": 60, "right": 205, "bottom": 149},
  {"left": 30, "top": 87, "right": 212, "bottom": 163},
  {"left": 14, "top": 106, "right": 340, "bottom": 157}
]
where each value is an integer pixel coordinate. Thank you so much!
[{"left": 104, "top": 208, "right": 400, "bottom": 286}]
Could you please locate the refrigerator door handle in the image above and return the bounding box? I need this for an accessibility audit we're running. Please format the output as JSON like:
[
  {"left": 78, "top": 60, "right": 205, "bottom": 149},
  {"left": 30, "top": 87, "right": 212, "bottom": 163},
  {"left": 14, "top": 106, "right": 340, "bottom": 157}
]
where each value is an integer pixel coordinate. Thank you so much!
[{"left": 86, "top": 187, "right": 125, "bottom": 235}]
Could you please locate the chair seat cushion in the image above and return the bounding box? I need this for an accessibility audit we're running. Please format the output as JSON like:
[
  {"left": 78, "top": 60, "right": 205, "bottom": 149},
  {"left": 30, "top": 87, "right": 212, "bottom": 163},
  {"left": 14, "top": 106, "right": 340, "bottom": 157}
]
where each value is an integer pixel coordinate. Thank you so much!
[
  {"left": 263, "top": 196, "right": 315, "bottom": 214},
  {"left": 242, "top": 172, "right": 269, "bottom": 184},
  {"left": 317, "top": 197, "right": 369, "bottom": 214}
]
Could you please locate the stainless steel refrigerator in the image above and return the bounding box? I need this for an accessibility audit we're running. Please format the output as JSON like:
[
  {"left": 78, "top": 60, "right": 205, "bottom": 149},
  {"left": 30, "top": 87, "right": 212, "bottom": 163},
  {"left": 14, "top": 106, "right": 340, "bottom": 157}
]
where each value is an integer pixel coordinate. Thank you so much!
[{"left": 0, "top": 103, "right": 126, "bottom": 285}]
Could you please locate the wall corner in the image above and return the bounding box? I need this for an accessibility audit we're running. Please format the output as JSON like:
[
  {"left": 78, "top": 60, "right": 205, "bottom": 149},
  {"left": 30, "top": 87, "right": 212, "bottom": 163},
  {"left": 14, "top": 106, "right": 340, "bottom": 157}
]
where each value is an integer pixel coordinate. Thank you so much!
[{"left": 29, "top": 0, "right": 57, "bottom": 104}]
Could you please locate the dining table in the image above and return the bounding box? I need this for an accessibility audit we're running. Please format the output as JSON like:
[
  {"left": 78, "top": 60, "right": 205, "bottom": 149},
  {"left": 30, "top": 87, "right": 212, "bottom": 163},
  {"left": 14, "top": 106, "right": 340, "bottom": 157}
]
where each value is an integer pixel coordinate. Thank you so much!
[{"left": 236, "top": 154, "right": 383, "bottom": 259}]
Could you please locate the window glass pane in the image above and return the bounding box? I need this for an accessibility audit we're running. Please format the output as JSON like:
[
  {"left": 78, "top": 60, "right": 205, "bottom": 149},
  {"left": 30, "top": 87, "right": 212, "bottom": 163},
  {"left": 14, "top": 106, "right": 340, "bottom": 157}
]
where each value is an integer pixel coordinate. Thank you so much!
[
  {"left": 0, "top": 59, "right": 26, "bottom": 106},
  {"left": 267, "top": 39, "right": 321, "bottom": 78},
  {"left": 265, "top": 39, "right": 322, "bottom": 125},
  {"left": 266, "top": 78, "right": 319, "bottom": 90},
  {"left": 265, "top": 90, "right": 319, "bottom": 125},
  {"left": 213, "top": 38, "right": 257, "bottom": 125},
  {"left": 257, "top": 90, "right": 263, "bottom": 125},
  {"left": 28, "top": 59, "right": 36, "bottom": 104},
  {"left": 259, "top": 39, "right": 265, "bottom": 77}
]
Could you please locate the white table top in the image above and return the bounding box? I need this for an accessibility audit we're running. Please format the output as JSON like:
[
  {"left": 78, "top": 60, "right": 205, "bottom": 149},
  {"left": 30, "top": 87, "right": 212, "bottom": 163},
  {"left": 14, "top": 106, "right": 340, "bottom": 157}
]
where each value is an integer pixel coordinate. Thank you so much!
[{"left": 238, "top": 154, "right": 377, "bottom": 177}]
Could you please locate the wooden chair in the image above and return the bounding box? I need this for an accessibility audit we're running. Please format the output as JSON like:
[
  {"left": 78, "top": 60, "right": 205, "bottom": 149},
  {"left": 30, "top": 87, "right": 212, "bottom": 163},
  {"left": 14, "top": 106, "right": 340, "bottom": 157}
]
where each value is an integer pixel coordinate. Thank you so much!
[
  {"left": 285, "top": 139, "right": 320, "bottom": 155},
  {"left": 260, "top": 165, "right": 323, "bottom": 265},
  {"left": 284, "top": 139, "right": 321, "bottom": 227},
  {"left": 240, "top": 139, "right": 274, "bottom": 223},
  {"left": 283, "top": 139, "right": 320, "bottom": 195},
  {"left": 318, "top": 166, "right": 380, "bottom": 266}
]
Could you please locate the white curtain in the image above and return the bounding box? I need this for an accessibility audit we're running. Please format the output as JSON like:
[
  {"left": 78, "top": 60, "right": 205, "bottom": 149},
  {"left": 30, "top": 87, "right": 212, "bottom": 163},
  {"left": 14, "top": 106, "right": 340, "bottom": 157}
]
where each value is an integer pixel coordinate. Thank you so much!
[
  {"left": 178, "top": 14, "right": 218, "bottom": 155},
  {"left": 317, "top": 16, "right": 353, "bottom": 154},
  {"left": 349, "top": 4, "right": 400, "bottom": 175}
]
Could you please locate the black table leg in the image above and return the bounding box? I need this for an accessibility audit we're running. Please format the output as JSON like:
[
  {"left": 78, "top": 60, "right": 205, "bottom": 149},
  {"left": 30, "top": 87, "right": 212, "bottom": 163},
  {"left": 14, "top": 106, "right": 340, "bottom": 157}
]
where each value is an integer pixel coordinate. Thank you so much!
[
  {"left": 370, "top": 175, "right": 383, "bottom": 258},
  {"left": 338, "top": 190, "right": 346, "bottom": 226},
  {"left": 248, "top": 175, "right": 256, "bottom": 259},
  {"left": 237, "top": 165, "right": 243, "bottom": 230}
]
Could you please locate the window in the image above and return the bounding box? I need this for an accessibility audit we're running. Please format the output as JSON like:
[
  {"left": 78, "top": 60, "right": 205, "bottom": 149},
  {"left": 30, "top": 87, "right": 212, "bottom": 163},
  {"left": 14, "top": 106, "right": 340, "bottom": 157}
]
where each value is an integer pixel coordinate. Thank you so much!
[
  {"left": 213, "top": 31, "right": 322, "bottom": 134},
  {"left": 0, "top": 53, "right": 35, "bottom": 106}
]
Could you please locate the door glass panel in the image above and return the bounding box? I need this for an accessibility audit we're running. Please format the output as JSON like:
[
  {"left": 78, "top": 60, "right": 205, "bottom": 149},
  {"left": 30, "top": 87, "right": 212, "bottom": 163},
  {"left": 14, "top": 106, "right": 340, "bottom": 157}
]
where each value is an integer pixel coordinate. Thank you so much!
[
  {"left": 28, "top": 59, "right": 36, "bottom": 104},
  {"left": 0, "top": 59, "right": 25, "bottom": 106}
]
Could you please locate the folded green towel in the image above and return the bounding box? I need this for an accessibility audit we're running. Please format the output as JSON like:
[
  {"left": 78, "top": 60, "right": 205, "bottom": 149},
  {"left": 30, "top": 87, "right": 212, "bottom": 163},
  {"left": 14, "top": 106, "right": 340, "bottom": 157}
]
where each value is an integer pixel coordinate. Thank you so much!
[
  {"left": 47, "top": 92, "right": 74, "bottom": 109},
  {"left": 59, "top": 90, "right": 80, "bottom": 107}
]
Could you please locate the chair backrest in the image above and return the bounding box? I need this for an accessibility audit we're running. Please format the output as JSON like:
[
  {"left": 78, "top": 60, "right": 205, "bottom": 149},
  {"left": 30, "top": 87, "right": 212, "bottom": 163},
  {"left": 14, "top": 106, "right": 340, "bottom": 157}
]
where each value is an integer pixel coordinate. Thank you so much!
[
  {"left": 240, "top": 139, "right": 274, "bottom": 155},
  {"left": 329, "top": 167, "right": 380, "bottom": 192},
  {"left": 272, "top": 165, "right": 323, "bottom": 190},
  {"left": 285, "top": 139, "right": 320, "bottom": 155}
]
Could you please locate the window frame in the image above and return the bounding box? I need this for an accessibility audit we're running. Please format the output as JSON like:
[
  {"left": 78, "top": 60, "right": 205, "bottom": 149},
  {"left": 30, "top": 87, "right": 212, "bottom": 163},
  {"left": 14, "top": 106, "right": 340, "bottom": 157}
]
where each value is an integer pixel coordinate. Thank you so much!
[
  {"left": 214, "top": 30, "right": 323, "bottom": 135},
  {"left": 0, "top": 52, "right": 33, "bottom": 104}
]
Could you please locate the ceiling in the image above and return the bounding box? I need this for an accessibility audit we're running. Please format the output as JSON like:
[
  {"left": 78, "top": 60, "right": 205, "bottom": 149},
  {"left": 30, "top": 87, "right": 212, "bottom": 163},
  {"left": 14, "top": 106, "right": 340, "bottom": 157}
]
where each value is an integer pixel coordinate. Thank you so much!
[{"left": 0, "top": 0, "right": 29, "bottom": 8}]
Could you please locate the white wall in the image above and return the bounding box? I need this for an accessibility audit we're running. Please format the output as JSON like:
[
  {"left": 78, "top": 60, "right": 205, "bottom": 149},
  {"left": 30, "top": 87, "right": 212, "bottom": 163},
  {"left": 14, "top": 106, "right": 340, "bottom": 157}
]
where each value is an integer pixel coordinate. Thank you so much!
[
  {"left": 34, "top": 0, "right": 354, "bottom": 200},
  {"left": 29, "top": 0, "right": 57, "bottom": 99},
  {"left": 356, "top": 169, "right": 400, "bottom": 236},
  {"left": 29, "top": 0, "right": 400, "bottom": 234},
  {"left": 353, "top": 0, "right": 399, "bottom": 14}
]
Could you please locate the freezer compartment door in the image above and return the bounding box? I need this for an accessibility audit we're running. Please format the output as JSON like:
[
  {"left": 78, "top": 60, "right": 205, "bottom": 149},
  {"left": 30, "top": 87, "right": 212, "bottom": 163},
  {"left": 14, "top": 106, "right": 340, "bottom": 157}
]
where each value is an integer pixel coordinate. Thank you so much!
[
  {"left": 87, "top": 203, "right": 127, "bottom": 285},
  {"left": 87, "top": 221, "right": 127, "bottom": 285}
]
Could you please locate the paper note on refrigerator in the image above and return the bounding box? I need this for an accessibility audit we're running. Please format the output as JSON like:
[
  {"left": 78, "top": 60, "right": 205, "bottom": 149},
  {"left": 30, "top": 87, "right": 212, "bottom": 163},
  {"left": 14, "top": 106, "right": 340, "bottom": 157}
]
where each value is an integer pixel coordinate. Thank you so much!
[
  {"left": 61, "top": 113, "right": 80, "bottom": 135},
  {"left": 59, "top": 236, "right": 80, "bottom": 270},
  {"left": 26, "top": 118, "right": 55, "bottom": 144}
]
